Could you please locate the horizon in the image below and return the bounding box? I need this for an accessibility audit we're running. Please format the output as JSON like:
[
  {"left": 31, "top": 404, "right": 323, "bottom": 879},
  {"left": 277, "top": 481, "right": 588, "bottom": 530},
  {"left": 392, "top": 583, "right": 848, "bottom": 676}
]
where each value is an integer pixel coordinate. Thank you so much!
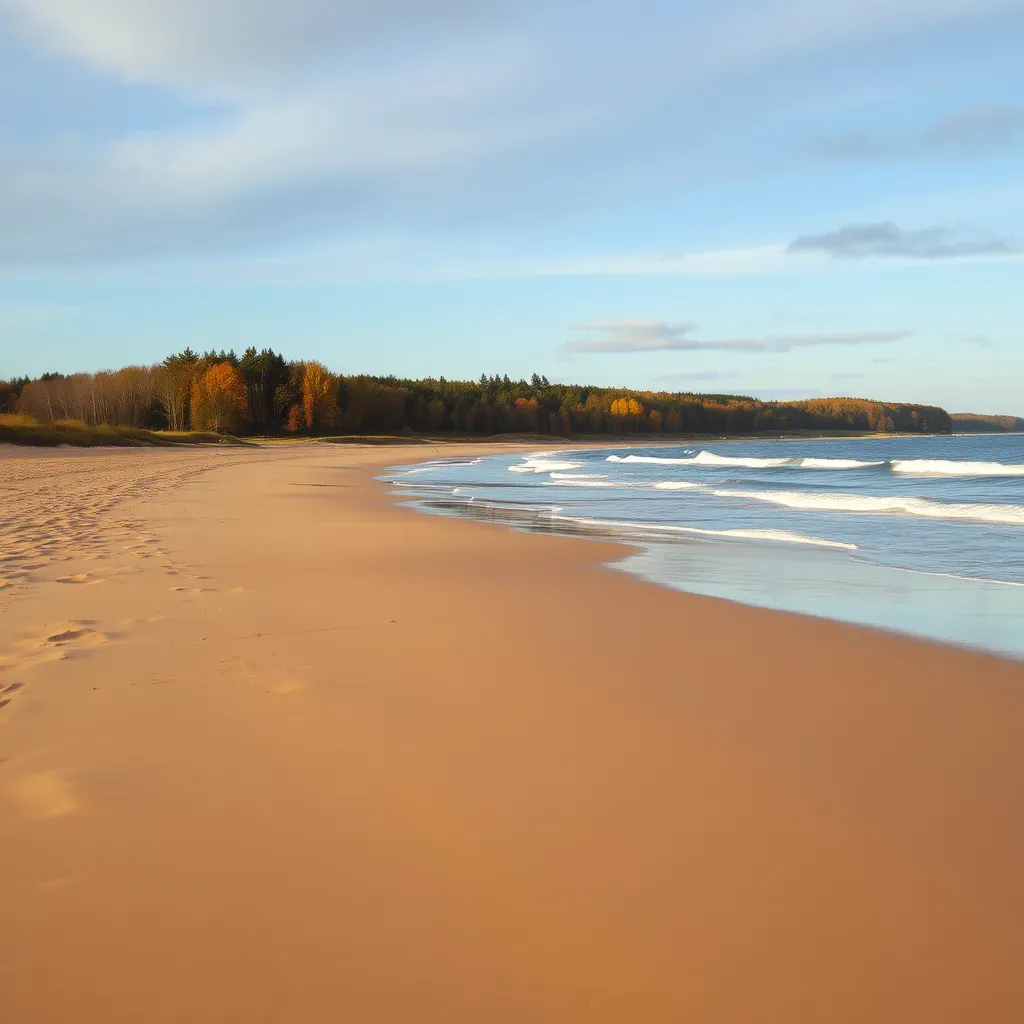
[{"left": 0, "top": 2, "right": 1021, "bottom": 414}]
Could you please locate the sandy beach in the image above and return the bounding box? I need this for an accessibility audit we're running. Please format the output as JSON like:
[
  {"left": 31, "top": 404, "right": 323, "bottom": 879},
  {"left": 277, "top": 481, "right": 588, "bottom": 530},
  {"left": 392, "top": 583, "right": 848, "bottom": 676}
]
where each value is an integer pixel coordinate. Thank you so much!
[{"left": 2, "top": 441, "right": 1023, "bottom": 1023}]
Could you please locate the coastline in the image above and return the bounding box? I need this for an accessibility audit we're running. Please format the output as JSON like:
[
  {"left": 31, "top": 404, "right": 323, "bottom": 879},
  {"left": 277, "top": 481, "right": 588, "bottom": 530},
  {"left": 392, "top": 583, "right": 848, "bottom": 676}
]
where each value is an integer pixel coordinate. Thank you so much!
[{"left": 2, "top": 442, "right": 1023, "bottom": 1022}]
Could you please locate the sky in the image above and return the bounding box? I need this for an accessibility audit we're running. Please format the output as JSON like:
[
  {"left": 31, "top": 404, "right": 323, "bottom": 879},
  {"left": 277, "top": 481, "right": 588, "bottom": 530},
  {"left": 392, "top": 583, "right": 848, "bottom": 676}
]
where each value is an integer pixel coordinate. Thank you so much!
[{"left": 0, "top": 0, "right": 1022, "bottom": 413}]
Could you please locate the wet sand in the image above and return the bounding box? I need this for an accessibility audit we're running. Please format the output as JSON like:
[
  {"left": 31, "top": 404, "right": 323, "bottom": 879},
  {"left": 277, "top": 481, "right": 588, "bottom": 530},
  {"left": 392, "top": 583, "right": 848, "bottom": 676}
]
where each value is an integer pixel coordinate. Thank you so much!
[{"left": 1, "top": 442, "right": 1023, "bottom": 1022}]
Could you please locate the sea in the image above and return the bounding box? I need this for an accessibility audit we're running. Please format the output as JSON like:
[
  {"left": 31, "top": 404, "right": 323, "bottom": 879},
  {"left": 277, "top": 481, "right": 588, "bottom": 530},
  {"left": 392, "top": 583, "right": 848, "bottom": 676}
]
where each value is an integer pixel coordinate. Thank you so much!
[{"left": 384, "top": 434, "right": 1024, "bottom": 659}]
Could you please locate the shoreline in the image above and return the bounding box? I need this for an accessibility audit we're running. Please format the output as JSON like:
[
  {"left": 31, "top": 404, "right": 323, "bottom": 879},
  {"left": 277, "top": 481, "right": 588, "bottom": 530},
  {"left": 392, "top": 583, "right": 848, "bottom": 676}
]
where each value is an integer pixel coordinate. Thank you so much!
[
  {"left": 2, "top": 442, "right": 1023, "bottom": 1021},
  {"left": 387, "top": 441, "right": 1024, "bottom": 660}
]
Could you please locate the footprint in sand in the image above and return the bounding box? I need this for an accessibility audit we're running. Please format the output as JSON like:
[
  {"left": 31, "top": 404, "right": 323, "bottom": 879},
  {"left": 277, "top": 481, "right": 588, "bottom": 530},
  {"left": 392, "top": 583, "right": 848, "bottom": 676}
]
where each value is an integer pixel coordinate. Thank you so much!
[
  {"left": 55, "top": 573, "right": 104, "bottom": 585},
  {"left": 0, "top": 620, "right": 108, "bottom": 674}
]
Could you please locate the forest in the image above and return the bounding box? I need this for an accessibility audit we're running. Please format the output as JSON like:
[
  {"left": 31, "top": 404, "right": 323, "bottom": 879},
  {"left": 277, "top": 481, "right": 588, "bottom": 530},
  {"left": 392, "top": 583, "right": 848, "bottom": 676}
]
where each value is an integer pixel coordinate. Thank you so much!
[
  {"left": 1, "top": 347, "right": 954, "bottom": 438},
  {"left": 950, "top": 413, "right": 1024, "bottom": 433}
]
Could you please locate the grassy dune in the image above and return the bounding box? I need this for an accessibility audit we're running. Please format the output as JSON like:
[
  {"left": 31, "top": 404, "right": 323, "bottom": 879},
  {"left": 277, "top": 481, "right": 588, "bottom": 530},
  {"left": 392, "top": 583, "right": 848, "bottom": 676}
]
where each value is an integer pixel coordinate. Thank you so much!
[{"left": 0, "top": 414, "right": 251, "bottom": 448}]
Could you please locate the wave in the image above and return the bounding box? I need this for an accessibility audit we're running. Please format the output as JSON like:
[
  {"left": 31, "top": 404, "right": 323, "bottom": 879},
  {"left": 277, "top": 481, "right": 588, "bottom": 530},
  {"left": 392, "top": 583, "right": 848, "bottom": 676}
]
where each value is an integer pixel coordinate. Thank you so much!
[
  {"left": 398, "top": 458, "right": 483, "bottom": 474},
  {"left": 549, "top": 472, "right": 608, "bottom": 480},
  {"left": 691, "top": 451, "right": 793, "bottom": 469},
  {"left": 543, "top": 478, "right": 618, "bottom": 488},
  {"left": 891, "top": 459, "right": 1024, "bottom": 477},
  {"left": 653, "top": 481, "right": 705, "bottom": 490},
  {"left": 608, "top": 451, "right": 880, "bottom": 470},
  {"left": 508, "top": 457, "right": 582, "bottom": 474},
  {"left": 607, "top": 451, "right": 789, "bottom": 468},
  {"left": 606, "top": 454, "right": 696, "bottom": 465},
  {"left": 550, "top": 515, "right": 857, "bottom": 550},
  {"left": 714, "top": 489, "right": 1024, "bottom": 526},
  {"left": 797, "top": 457, "right": 885, "bottom": 470}
]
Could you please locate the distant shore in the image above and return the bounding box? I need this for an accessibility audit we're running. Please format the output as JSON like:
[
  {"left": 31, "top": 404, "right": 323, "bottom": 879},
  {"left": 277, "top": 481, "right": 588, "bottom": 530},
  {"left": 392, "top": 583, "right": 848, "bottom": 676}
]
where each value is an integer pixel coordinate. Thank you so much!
[{"left": 2, "top": 442, "right": 1023, "bottom": 1022}]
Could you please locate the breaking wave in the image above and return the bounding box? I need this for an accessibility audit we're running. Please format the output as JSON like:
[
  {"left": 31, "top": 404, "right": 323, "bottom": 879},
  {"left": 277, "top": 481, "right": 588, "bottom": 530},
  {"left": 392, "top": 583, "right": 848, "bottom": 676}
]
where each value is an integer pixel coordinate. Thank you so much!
[
  {"left": 713, "top": 489, "right": 1024, "bottom": 526},
  {"left": 550, "top": 515, "right": 857, "bottom": 549},
  {"left": 890, "top": 459, "right": 1024, "bottom": 477}
]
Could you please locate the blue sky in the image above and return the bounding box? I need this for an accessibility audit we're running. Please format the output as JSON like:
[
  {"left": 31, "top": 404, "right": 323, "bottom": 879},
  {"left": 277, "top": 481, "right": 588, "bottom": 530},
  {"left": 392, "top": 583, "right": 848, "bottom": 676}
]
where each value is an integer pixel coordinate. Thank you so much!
[{"left": 0, "top": 0, "right": 1021, "bottom": 413}]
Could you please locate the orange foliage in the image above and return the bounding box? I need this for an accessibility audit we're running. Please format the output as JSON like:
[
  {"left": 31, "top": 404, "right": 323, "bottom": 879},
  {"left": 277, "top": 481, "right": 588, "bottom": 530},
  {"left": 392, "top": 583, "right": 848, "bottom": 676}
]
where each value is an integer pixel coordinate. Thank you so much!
[
  {"left": 285, "top": 404, "right": 305, "bottom": 433},
  {"left": 190, "top": 362, "right": 246, "bottom": 433}
]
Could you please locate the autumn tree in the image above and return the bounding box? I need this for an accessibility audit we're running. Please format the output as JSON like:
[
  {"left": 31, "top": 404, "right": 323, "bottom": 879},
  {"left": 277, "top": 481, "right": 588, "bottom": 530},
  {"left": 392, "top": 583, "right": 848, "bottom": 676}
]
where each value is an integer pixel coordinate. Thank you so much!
[
  {"left": 302, "top": 361, "right": 339, "bottom": 431},
  {"left": 191, "top": 362, "right": 247, "bottom": 433}
]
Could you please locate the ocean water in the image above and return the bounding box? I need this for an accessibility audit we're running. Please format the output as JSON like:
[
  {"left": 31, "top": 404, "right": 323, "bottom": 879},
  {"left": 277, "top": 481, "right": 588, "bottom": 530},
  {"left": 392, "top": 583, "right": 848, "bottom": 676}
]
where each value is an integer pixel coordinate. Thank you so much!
[{"left": 384, "top": 434, "right": 1024, "bottom": 659}]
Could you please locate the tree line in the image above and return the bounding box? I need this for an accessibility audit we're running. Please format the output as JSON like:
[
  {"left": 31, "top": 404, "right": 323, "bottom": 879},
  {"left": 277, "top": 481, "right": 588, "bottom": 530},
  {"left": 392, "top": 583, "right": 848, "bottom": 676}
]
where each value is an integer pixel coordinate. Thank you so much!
[
  {"left": 1, "top": 348, "right": 954, "bottom": 436},
  {"left": 950, "top": 413, "right": 1024, "bottom": 433}
]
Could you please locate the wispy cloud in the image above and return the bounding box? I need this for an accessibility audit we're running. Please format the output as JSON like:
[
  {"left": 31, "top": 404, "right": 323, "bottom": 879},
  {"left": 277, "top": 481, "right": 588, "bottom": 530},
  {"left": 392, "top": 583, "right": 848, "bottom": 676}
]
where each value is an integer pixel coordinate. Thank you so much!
[
  {"left": 812, "top": 103, "right": 1024, "bottom": 160},
  {"left": 788, "top": 221, "right": 1018, "bottom": 260},
  {"left": 925, "top": 104, "right": 1024, "bottom": 151},
  {"left": 0, "top": 0, "right": 1021, "bottom": 266},
  {"left": 565, "top": 319, "right": 911, "bottom": 354}
]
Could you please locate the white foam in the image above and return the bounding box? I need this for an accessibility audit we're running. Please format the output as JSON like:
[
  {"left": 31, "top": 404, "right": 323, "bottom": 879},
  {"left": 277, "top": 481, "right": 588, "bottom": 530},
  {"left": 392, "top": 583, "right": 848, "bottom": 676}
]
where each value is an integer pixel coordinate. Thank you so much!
[
  {"left": 653, "top": 481, "right": 705, "bottom": 490},
  {"left": 891, "top": 459, "right": 1024, "bottom": 477},
  {"left": 606, "top": 454, "right": 694, "bottom": 465},
  {"left": 714, "top": 489, "right": 1024, "bottom": 526},
  {"left": 798, "top": 457, "right": 885, "bottom": 470},
  {"left": 508, "top": 458, "right": 582, "bottom": 474},
  {"left": 549, "top": 472, "right": 609, "bottom": 480},
  {"left": 550, "top": 515, "right": 857, "bottom": 549},
  {"left": 608, "top": 451, "right": 791, "bottom": 468},
  {"left": 542, "top": 479, "right": 618, "bottom": 488},
  {"left": 399, "top": 458, "right": 483, "bottom": 474},
  {"left": 690, "top": 450, "right": 792, "bottom": 468}
]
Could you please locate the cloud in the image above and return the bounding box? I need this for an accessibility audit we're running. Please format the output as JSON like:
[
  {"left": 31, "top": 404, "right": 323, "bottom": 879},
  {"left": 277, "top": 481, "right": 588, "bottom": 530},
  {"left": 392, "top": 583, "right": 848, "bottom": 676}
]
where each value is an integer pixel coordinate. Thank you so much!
[
  {"left": 565, "top": 319, "right": 911, "bottom": 354},
  {"left": 0, "top": 0, "right": 512, "bottom": 98},
  {"left": 787, "top": 222, "right": 1018, "bottom": 260},
  {"left": 0, "top": 0, "right": 1021, "bottom": 266},
  {"left": 812, "top": 103, "right": 1024, "bottom": 160},
  {"left": 924, "top": 104, "right": 1024, "bottom": 151}
]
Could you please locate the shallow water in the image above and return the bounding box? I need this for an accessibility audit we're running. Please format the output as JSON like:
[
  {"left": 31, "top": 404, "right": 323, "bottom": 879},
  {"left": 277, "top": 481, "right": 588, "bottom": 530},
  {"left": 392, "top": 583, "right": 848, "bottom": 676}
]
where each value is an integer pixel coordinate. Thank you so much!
[{"left": 384, "top": 434, "right": 1024, "bottom": 659}]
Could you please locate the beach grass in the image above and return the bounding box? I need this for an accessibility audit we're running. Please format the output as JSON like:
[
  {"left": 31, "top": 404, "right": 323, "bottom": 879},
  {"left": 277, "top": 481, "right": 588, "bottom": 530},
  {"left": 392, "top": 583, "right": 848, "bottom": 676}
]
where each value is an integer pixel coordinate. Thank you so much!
[{"left": 0, "top": 414, "right": 251, "bottom": 448}]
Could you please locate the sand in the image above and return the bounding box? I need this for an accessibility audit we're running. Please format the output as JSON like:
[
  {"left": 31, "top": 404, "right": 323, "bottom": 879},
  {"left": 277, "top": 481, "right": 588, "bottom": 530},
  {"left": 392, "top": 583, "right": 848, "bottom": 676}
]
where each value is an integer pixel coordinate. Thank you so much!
[{"left": 1, "top": 441, "right": 1023, "bottom": 1023}]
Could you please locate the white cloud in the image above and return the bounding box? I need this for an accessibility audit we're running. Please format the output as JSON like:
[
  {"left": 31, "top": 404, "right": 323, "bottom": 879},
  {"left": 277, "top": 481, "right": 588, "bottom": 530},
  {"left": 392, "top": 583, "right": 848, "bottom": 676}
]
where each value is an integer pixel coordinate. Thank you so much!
[
  {"left": 0, "top": 0, "right": 1021, "bottom": 265},
  {"left": 0, "top": 0, "right": 514, "bottom": 97},
  {"left": 565, "top": 319, "right": 912, "bottom": 353}
]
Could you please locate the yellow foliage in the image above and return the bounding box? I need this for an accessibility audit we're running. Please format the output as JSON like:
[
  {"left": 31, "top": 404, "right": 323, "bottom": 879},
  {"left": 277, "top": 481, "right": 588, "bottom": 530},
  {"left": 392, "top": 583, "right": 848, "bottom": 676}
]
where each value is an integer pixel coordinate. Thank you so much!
[
  {"left": 302, "top": 361, "right": 339, "bottom": 430},
  {"left": 191, "top": 362, "right": 246, "bottom": 432},
  {"left": 610, "top": 397, "right": 644, "bottom": 418}
]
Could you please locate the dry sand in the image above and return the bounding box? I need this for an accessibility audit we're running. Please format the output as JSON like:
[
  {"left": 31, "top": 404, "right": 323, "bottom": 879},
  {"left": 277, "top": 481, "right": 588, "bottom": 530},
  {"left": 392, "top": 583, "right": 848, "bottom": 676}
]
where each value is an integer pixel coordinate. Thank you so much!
[{"left": 1, "top": 441, "right": 1023, "bottom": 1022}]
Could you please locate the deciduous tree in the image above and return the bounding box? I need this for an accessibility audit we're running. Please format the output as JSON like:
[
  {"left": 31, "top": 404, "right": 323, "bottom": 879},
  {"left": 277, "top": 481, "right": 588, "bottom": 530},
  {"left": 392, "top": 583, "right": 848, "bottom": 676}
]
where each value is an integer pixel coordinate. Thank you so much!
[{"left": 191, "top": 362, "right": 247, "bottom": 433}]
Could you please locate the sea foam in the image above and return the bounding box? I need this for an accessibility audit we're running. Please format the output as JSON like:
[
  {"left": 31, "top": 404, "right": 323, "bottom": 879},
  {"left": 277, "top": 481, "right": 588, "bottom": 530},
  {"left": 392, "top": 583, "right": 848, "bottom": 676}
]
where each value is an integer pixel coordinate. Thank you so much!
[
  {"left": 608, "top": 451, "right": 879, "bottom": 470},
  {"left": 714, "top": 489, "right": 1024, "bottom": 526},
  {"left": 890, "top": 459, "right": 1024, "bottom": 477},
  {"left": 798, "top": 457, "right": 885, "bottom": 469},
  {"left": 551, "top": 515, "right": 857, "bottom": 549},
  {"left": 508, "top": 455, "right": 582, "bottom": 473}
]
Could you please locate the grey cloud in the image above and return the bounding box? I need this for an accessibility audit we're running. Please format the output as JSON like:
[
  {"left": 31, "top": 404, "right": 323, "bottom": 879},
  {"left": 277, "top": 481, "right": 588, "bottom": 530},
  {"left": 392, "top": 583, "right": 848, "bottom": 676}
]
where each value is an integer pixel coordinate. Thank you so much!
[
  {"left": 813, "top": 103, "right": 1024, "bottom": 160},
  {"left": 566, "top": 319, "right": 911, "bottom": 354},
  {"left": 925, "top": 104, "right": 1024, "bottom": 151},
  {"left": 788, "top": 221, "right": 1018, "bottom": 260}
]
